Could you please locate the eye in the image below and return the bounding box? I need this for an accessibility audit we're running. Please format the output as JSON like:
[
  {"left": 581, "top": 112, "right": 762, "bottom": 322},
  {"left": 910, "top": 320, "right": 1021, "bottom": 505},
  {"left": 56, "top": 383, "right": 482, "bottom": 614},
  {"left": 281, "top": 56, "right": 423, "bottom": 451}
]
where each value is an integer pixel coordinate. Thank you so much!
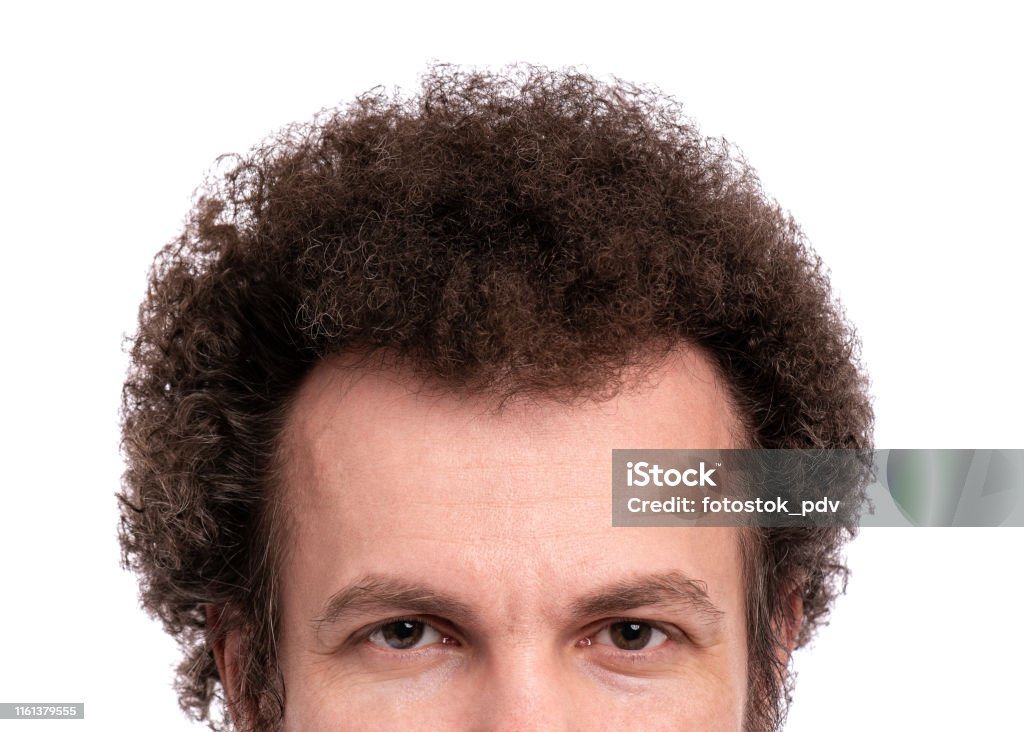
[
  {"left": 367, "top": 619, "right": 448, "bottom": 650},
  {"left": 593, "top": 620, "right": 669, "bottom": 651}
]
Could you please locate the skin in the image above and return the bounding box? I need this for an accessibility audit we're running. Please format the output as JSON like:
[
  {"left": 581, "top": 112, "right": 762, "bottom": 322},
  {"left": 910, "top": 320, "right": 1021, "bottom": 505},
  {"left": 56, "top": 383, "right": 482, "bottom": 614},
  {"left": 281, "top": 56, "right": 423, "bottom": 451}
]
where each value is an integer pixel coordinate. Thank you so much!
[{"left": 216, "top": 348, "right": 755, "bottom": 730}]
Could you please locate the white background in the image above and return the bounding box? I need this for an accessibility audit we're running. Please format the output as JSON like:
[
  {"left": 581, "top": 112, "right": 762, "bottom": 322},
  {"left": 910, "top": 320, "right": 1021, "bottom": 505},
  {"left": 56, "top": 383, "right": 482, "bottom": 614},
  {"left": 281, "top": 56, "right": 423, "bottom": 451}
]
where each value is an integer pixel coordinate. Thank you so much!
[{"left": 1, "top": 1, "right": 1021, "bottom": 729}]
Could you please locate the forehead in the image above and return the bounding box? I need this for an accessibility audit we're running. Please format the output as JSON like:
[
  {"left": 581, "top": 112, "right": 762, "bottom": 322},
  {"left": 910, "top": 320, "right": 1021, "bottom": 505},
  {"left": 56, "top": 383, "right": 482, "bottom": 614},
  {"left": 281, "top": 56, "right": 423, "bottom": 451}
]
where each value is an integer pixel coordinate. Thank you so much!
[{"left": 276, "top": 347, "right": 746, "bottom": 615}]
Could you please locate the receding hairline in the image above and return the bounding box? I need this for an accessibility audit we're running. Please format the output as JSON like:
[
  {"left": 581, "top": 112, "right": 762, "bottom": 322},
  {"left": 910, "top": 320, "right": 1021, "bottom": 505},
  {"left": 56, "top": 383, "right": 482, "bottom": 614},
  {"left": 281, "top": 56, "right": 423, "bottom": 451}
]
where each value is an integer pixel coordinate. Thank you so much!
[{"left": 275, "top": 340, "right": 755, "bottom": 461}]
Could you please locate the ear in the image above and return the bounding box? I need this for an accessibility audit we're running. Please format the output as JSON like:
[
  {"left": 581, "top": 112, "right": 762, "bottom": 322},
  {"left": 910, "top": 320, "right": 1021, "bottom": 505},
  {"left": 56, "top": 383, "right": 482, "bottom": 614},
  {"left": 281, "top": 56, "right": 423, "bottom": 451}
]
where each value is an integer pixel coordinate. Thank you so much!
[
  {"left": 207, "top": 605, "right": 243, "bottom": 726},
  {"left": 774, "top": 584, "right": 805, "bottom": 667}
]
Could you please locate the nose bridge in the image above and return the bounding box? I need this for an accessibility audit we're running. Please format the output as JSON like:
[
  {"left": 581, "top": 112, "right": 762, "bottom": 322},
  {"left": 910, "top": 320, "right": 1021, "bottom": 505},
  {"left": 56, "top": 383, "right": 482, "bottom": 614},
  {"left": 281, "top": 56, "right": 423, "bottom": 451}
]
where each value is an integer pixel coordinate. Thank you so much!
[{"left": 468, "top": 643, "right": 578, "bottom": 732}]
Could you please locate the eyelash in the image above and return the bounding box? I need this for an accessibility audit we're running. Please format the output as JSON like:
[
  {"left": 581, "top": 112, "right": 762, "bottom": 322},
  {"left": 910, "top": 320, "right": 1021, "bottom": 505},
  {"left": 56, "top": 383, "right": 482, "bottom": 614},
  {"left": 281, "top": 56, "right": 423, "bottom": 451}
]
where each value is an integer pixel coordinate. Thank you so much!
[
  {"left": 361, "top": 617, "right": 460, "bottom": 651},
  {"left": 585, "top": 618, "right": 682, "bottom": 654},
  {"left": 358, "top": 616, "right": 683, "bottom": 656}
]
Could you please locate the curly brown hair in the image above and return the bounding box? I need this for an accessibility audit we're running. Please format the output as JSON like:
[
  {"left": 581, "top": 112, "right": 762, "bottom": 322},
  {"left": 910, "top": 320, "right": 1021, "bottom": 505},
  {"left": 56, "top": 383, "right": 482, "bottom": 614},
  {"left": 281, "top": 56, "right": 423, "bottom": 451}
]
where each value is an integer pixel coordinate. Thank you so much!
[{"left": 119, "top": 64, "right": 873, "bottom": 731}]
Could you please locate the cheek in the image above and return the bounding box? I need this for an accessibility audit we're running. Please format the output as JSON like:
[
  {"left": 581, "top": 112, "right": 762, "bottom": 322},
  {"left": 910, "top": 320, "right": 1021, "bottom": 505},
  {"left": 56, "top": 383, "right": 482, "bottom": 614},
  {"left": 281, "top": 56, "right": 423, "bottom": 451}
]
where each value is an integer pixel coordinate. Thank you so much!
[
  {"left": 282, "top": 657, "right": 465, "bottom": 732},
  {"left": 279, "top": 648, "right": 747, "bottom": 732},
  {"left": 283, "top": 683, "right": 745, "bottom": 732}
]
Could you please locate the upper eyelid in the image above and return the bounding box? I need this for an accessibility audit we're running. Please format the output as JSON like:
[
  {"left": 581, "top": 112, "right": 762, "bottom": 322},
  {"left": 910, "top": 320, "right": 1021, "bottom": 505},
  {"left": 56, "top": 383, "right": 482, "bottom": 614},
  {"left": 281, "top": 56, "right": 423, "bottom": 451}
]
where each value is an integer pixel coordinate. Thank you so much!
[
  {"left": 352, "top": 615, "right": 688, "bottom": 648},
  {"left": 585, "top": 617, "right": 687, "bottom": 645},
  {"left": 359, "top": 615, "right": 458, "bottom": 645}
]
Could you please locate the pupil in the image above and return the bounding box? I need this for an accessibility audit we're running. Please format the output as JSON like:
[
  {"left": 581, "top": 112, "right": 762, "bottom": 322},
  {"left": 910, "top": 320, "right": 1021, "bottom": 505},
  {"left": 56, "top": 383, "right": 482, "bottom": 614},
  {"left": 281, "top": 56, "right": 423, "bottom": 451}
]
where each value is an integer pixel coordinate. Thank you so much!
[
  {"left": 611, "top": 621, "right": 651, "bottom": 650},
  {"left": 382, "top": 620, "right": 423, "bottom": 649}
]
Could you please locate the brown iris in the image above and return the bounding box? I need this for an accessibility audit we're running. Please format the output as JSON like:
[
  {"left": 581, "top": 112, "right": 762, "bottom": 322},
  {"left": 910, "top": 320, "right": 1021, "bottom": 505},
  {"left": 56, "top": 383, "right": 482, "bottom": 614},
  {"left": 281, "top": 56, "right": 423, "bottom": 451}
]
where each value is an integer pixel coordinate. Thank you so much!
[
  {"left": 608, "top": 621, "right": 653, "bottom": 650},
  {"left": 379, "top": 620, "right": 424, "bottom": 649}
]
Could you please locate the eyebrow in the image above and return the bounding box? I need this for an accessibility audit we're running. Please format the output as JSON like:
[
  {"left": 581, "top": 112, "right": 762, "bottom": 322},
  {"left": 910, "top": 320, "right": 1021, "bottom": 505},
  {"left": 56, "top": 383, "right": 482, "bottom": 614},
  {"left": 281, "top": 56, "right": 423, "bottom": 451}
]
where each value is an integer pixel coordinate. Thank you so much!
[
  {"left": 569, "top": 571, "right": 725, "bottom": 629},
  {"left": 314, "top": 575, "right": 479, "bottom": 632},
  {"left": 314, "top": 571, "right": 724, "bottom": 634}
]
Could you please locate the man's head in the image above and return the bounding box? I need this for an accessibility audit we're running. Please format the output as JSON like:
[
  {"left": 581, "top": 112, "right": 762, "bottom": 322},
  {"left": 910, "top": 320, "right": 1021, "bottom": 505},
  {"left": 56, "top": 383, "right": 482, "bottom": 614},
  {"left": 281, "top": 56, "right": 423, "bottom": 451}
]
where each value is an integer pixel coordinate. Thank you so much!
[{"left": 119, "top": 65, "right": 872, "bottom": 731}]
